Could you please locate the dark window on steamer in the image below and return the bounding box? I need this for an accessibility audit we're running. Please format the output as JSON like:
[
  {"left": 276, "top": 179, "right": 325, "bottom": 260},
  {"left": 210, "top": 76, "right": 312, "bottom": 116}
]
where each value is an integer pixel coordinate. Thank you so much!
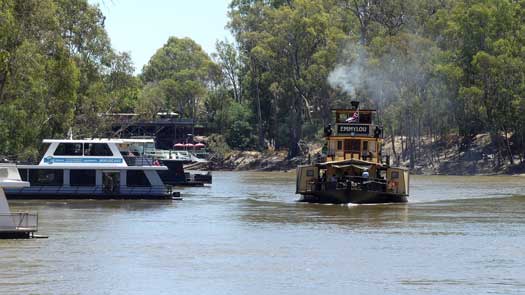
[
  {"left": 126, "top": 170, "right": 151, "bottom": 187},
  {"left": 54, "top": 143, "right": 83, "bottom": 156},
  {"left": 337, "top": 141, "right": 343, "bottom": 150},
  {"left": 359, "top": 112, "right": 372, "bottom": 124},
  {"left": 29, "top": 169, "right": 63, "bottom": 186},
  {"left": 344, "top": 139, "right": 361, "bottom": 152},
  {"left": 84, "top": 143, "right": 113, "bottom": 156},
  {"left": 70, "top": 170, "right": 96, "bottom": 186}
]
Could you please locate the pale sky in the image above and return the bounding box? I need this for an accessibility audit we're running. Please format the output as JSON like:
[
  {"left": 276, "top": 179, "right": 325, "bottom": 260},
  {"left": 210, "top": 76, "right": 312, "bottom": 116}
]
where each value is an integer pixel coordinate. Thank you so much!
[{"left": 90, "top": 0, "right": 233, "bottom": 74}]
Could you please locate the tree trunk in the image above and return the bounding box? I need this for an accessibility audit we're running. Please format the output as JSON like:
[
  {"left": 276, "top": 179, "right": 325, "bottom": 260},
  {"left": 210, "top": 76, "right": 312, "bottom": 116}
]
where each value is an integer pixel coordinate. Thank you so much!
[
  {"left": 503, "top": 127, "right": 514, "bottom": 165},
  {"left": 390, "top": 127, "right": 397, "bottom": 165},
  {"left": 254, "top": 68, "right": 264, "bottom": 150}
]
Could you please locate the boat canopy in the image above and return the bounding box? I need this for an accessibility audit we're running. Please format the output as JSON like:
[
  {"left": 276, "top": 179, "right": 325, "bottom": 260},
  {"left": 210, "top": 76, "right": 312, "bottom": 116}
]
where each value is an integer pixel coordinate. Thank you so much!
[
  {"left": 331, "top": 163, "right": 371, "bottom": 171},
  {"left": 317, "top": 158, "right": 382, "bottom": 169}
]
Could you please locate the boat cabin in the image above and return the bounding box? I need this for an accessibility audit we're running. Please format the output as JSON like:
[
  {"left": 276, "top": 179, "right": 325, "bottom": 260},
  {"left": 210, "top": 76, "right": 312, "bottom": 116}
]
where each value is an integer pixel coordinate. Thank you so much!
[{"left": 324, "top": 106, "right": 384, "bottom": 164}]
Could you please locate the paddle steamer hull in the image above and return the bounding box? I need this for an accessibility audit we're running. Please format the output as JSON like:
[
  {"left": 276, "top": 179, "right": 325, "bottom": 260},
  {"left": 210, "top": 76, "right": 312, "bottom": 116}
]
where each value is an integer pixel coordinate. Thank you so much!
[{"left": 298, "top": 190, "right": 407, "bottom": 204}]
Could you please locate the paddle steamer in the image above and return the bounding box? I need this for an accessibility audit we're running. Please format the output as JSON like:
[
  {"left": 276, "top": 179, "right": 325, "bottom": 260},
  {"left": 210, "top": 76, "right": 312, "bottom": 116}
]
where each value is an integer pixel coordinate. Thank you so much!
[{"left": 296, "top": 102, "right": 409, "bottom": 204}]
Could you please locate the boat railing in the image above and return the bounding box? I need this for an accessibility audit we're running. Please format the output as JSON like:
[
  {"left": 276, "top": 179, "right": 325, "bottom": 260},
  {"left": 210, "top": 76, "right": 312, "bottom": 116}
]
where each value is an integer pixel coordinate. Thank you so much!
[
  {"left": 308, "top": 176, "right": 387, "bottom": 193},
  {"left": 0, "top": 213, "right": 38, "bottom": 232},
  {"left": 8, "top": 185, "right": 173, "bottom": 196},
  {"left": 122, "top": 156, "right": 156, "bottom": 166}
]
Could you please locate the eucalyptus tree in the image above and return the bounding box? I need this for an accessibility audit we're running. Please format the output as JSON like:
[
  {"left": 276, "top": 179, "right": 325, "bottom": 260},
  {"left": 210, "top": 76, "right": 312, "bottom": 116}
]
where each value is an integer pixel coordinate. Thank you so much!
[{"left": 140, "top": 37, "right": 219, "bottom": 122}]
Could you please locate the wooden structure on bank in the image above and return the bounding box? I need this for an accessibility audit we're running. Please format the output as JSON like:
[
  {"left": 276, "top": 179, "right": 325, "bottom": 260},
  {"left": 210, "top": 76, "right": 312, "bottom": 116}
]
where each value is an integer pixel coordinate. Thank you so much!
[{"left": 109, "top": 113, "right": 208, "bottom": 150}]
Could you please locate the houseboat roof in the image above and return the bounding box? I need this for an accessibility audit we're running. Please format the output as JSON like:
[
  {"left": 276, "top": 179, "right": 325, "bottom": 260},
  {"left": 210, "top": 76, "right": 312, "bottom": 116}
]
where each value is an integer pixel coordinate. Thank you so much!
[
  {"left": 119, "top": 138, "right": 155, "bottom": 143},
  {"left": 331, "top": 108, "right": 377, "bottom": 112},
  {"left": 43, "top": 139, "right": 125, "bottom": 144}
]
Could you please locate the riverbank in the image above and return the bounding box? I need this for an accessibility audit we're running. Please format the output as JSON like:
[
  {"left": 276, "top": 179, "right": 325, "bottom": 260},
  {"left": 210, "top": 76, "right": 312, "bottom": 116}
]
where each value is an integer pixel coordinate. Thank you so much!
[
  {"left": 383, "top": 133, "right": 525, "bottom": 175},
  {"left": 195, "top": 133, "right": 525, "bottom": 175},
  {"left": 195, "top": 150, "right": 309, "bottom": 172}
]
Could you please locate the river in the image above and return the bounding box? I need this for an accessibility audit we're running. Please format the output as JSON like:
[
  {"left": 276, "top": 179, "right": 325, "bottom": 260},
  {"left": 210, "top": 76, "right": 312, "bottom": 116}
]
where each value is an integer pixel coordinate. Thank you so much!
[{"left": 1, "top": 172, "right": 525, "bottom": 294}]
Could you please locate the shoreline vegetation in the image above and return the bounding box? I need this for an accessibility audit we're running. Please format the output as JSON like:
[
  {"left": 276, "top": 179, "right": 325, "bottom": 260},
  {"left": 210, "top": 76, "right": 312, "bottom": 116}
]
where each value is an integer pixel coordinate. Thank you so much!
[{"left": 2, "top": 1, "right": 525, "bottom": 178}]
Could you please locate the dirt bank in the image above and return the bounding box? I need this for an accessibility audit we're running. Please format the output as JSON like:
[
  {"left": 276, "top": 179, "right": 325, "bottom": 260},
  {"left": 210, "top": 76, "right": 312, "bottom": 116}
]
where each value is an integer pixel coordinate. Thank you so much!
[
  {"left": 193, "top": 133, "right": 525, "bottom": 175},
  {"left": 383, "top": 133, "right": 525, "bottom": 175},
  {"left": 194, "top": 150, "right": 308, "bottom": 171}
]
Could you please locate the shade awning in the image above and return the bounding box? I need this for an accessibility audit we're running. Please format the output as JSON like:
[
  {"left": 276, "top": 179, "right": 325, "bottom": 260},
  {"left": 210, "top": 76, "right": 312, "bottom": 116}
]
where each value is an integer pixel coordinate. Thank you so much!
[{"left": 332, "top": 164, "right": 371, "bottom": 171}]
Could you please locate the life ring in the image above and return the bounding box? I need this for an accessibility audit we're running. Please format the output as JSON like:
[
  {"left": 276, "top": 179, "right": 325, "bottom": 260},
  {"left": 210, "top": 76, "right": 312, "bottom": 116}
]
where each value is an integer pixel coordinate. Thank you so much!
[{"left": 388, "top": 180, "right": 398, "bottom": 191}]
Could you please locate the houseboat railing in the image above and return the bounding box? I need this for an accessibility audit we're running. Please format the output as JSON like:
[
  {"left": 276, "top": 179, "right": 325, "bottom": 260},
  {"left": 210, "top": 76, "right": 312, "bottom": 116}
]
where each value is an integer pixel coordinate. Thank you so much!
[
  {"left": 0, "top": 213, "right": 38, "bottom": 231},
  {"left": 7, "top": 185, "right": 173, "bottom": 196},
  {"left": 122, "top": 156, "right": 156, "bottom": 166}
]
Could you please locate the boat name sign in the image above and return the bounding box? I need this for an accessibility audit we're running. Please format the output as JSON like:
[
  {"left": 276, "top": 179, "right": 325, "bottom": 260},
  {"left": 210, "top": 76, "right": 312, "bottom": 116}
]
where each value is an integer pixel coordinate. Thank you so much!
[{"left": 337, "top": 124, "right": 370, "bottom": 136}]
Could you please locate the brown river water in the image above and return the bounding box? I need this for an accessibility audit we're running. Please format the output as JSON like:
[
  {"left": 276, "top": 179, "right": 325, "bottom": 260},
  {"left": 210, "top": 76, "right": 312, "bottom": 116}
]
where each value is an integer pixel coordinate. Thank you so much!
[{"left": 1, "top": 172, "right": 525, "bottom": 294}]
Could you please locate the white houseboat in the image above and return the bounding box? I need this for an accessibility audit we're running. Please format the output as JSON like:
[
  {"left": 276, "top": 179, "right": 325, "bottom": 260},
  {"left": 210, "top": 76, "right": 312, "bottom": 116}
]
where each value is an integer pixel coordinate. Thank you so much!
[
  {"left": 5, "top": 139, "right": 179, "bottom": 200},
  {"left": 0, "top": 164, "right": 38, "bottom": 238}
]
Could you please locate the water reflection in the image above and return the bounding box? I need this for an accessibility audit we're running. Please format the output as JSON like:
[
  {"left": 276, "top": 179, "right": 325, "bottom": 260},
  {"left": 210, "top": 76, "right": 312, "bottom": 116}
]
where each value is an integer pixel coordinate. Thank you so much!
[
  {"left": 9, "top": 199, "right": 174, "bottom": 212},
  {"left": 238, "top": 199, "right": 410, "bottom": 228}
]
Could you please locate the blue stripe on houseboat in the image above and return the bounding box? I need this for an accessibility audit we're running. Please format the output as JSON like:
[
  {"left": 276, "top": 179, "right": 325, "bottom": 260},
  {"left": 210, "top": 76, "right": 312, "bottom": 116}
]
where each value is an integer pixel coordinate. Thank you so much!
[{"left": 43, "top": 157, "right": 123, "bottom": 164}]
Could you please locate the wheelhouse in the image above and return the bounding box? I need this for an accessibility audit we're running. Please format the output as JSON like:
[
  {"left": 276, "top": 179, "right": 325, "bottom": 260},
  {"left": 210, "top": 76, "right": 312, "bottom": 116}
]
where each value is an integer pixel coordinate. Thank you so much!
[{"left": 325, "top": 107, "right": 384, "bottom": 164}]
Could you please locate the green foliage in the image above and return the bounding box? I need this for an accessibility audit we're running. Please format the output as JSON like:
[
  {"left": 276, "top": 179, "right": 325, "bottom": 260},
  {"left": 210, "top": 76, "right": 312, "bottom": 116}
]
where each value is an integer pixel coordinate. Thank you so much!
[
  {"left": 0, "top": 0, "right": 138, "bottom": 159},
  {"left": 206, "top": 133, "right": 230, "bottom": 161},
  {"left": 140, "top": 37, "right": 219, "bottom": 119},
  {"left": 3, "top": 0, "right": 525, "bottom": 166},
  {"left": 225, "top": 0, "right": 525, "bottom": 165},
  {"left": 225, "top": 102, "right": 256, "bottom": 149}
]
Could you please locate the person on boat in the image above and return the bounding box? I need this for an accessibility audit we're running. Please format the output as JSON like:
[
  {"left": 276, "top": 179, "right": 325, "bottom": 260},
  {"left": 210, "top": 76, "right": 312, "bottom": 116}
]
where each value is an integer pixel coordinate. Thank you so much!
[
  {"left": 362, "top": 169, "right": 369, "bottom": 179},
  {"left": 362, "top": 150, "right": 370, "bottom": 161},
  {"left": 324, "top": 124, "right": 332, "bottom": 137}
]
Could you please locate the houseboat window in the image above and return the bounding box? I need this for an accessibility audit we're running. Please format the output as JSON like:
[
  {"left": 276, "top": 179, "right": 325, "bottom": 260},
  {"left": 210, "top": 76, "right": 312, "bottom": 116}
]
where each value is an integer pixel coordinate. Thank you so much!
[
  {"left": 84, "top": 143, "right": 113, "bottom": 156},
  {"left": 54, "top": 143, "right": 83, "bottom": 156},
  {"left": 391, "top": 171, "right": 400, "bottom": 179},
  {"left": 306, "top": 169, "right": 314, "bottom": 177},
  {"left": 29, "top": 169, "right": 63, "bottom": 186},
  {"left": 70, "top": 170, "right": 96, "bottom": 186},
  {"left": 18, "top": 169, "right": 28, "bottom": 181},
  {"left": 337, "top": 141, "right": 343, "bottom": 150},
  {"left": 127, "top": 170, "right": 151, "bottom": 187},
  {"left": 344, "top": 139, "right": 361, "bottom": 152}
]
